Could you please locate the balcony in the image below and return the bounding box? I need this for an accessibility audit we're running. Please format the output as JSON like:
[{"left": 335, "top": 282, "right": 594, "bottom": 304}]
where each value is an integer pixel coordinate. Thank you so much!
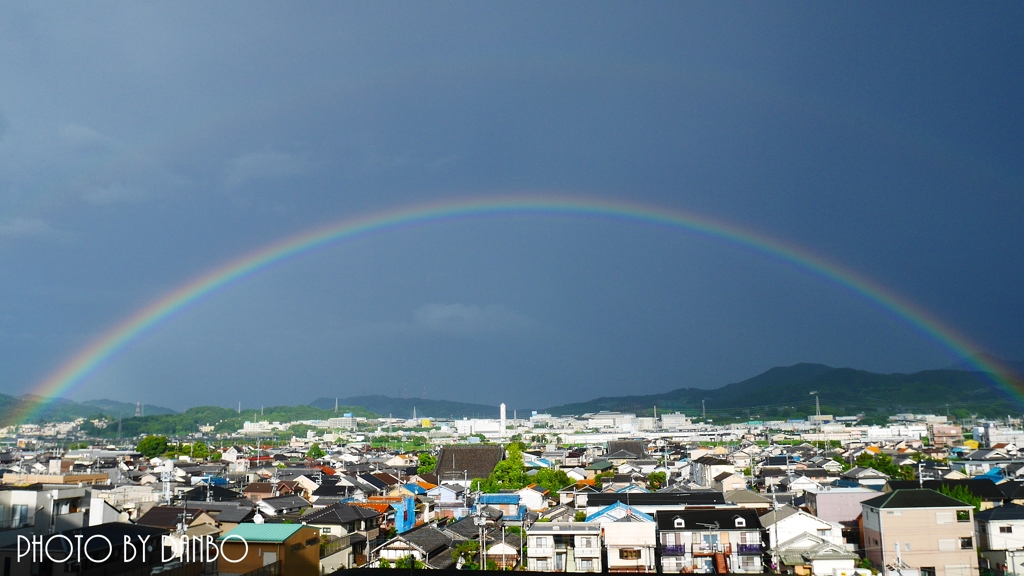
[
  {"left": 576, "top": 547, "right": 601, "bottom": 558},
  {"left": 529, "top": 546, "right": 554, "bottom": 558},
  {"left": 736, "top": 544, "right": 762, "bottom": 555},
  {"left": 692, "top": 543, "right": 731, "bottom": 556},
  {"left": 661, "top": 545, "right": 686, "bottom": 556}
]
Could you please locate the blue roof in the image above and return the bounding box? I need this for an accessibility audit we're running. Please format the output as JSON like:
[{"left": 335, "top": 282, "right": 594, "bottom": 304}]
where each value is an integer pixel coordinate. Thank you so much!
[
  {"left": 403, "top": 483, "right": 427, "bottom": 494},
  {"left": 479, "top": 494, "right": 520, "bottom": 504},
  {"left": 586, "top": 501, "right": 654, "bottom": 523}
]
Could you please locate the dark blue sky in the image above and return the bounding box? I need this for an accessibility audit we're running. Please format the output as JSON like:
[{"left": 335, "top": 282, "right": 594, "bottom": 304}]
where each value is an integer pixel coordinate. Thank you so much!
[{"left": 0, "top": 3, "right": 1021, "bottom": 409}]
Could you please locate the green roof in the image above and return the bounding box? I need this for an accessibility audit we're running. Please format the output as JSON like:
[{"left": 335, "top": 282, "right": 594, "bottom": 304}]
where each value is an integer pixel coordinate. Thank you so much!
[{"left": 218, "top": 523, "right": 306, "bottom": 543}]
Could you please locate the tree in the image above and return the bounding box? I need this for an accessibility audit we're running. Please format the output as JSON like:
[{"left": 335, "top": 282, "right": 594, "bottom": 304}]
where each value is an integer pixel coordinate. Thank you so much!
[
  {"left": 452, "top": 540, "right": 480, "bottom": 569},
  {"left": 306, "top": 443, "right": 326, "bottom": 459},
  {"left": 189, "top": 441, "right": 209, "bottom": 460},
  {"left": 378, "top": 558, "right": 391, "bottom": 568},
  {"left": 417, "top": 453, "right": 437, "bottom": 475},
  {"left": 647, "top": 471, "right": 667, "bottom": 490},
  {"left": 939, "top": 484, "right": 982, "bottom": 511},
  {"left": 394, "top": 555, "right": 425, "bottom": 569},
  {"left": 574, "top": 511, "right": 587, "bottom": 522},
  {"left": 136, "top": 435, "right": 168, "bottom": 458}
]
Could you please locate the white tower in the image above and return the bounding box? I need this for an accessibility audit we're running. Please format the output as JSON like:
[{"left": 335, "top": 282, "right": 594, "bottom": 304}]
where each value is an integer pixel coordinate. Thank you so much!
[{"left": 500, "top": 403, "right": 507, "bottom": 439}]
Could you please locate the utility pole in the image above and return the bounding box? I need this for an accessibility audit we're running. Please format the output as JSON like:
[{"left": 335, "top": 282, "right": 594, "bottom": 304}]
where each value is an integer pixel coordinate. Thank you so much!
[{"left": 702, "top": 400, "right": 706, "bottom": 421}]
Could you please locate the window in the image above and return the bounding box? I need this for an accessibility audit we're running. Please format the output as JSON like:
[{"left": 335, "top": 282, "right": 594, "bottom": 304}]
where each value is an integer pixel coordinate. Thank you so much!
[
  {"left": 674, "top": 517, "right": 685, "bottom": 528},
  {"left": 620, "top": 549, "right": 641, "bottom": 560},
  {"left": 735, "top": 517, "right": 746, "bottom": 528},
  {"left": 921, "top": 568, "right": 936, "bottom": 576},
  {"left": 904, "top": 542, "right": 911, "bottom": 551},
  {"left": 580, "top": 559, "right": 594, "bottom": 572},
  {"left": 960, "top": 537, "right": 972, "bottom": 550},
  {"left": 10, "top": 505, "right": 27, "bottom": 528},
  {"left": 1000, "top": 526, "right": 1013, "bottom": 534},
  {"left": 956, "top": 510, "right": 970, "bottom": 522},
  {"left": 322, "top": 527, "right": 331, "bottom": 534},
  {"left": 817, "top": 528, "right": 830, "bottom": 538}
]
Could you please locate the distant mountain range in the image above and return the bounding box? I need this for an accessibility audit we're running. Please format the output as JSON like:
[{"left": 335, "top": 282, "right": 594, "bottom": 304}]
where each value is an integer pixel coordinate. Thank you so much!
[
  {"left": 542, "top": 362, "right": 1024, "bottom": 418},
  {"left": 5, "top": 357, "right": 1022, "bottom": 427},
  {"left": 0, "top": 394, "right": 177, "bottom": 425},
  {"left": 309, "top": 395, "right": 500, "bottom": 420},
  {"left": 945, "top": 353, "right": 1024, "bottom": 376}
]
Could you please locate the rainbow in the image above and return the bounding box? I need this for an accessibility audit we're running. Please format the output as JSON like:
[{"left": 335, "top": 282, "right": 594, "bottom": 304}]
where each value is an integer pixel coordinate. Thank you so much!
[{"left": 13, "top": 196, "right": 1020, "bottom": 423}]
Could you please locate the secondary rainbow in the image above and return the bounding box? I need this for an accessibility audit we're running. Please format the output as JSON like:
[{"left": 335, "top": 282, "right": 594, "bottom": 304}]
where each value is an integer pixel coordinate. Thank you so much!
[{"left": 14, "top": 196, "right": 1020, "bottom": 423}]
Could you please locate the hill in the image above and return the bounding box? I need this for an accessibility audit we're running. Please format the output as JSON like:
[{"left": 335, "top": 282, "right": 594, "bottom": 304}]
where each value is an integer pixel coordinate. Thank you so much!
[
  {"left": 543, "top": 363, "right": 1024, "bottom": 419},
  {"left": 82, "top": 399, "right": 177, "bottom": 417},
  {"left": 310, "top": 395, "right": 499, "bottom": 419},
  {"left": 80, "top": 403, "right": 379, "bottom": 438},
  {"left": 0, "top": 394, "right": 178, "bottom": 425}
]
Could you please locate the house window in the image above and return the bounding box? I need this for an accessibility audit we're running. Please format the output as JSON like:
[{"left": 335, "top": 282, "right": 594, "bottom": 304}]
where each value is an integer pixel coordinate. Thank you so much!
[
  {"left": 956, "top": 510, "right": 970, "bottom": 522},
  {"left": 1000, "top": 526, "right": 1013, "bottom": 533},
  {"left": 620, "top": 549, "right": 641, "bottom": 560},
  {"left": 960, "top": 537, "right": 973, "bottom": 550},
  {"left": 580, "top": 559, "right": 594, "bottom": 571},
  {"left": 921, "top": 568, "right": 936, "bottom": 576},
  {"left": 817, "top": 528, "right": 829, "bottom": 537},
  {"left": 735, "top": 517, "right": 746, "bottom": 528},
  {"left": 674, "top": 517, "right": 685, "bottom": 528},
  {"left": 904, "top": 543, "right": 910, "bottom": 551},
  {"left": 322, "top": 527, "right": 331, "bottom": 534},
  {"left": 10, "top": 505, "right": 27, "bottom": 528}
]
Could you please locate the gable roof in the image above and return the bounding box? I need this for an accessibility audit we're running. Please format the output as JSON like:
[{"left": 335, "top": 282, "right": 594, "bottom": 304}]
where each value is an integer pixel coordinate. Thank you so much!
[
  {"left": 218, "top": 524, "right": 305, "bottom": 543},
  {"left": 301, "top": 502, "right": 381, "bottom": 524},
  {"left": 655, "top": 508, "right": 762, "bottom": 530},
  {"left": 862, "top": 488, "right": 969, "bottom": 510},
  {"left": 976, "top": 503, "right": 1024, "bottom": 522},
  {"left": 885, "top": 478, "right": 1005, "bottom": 500},
  {"left": 435, "top": 445, "right": 505, "bottom": 480}
]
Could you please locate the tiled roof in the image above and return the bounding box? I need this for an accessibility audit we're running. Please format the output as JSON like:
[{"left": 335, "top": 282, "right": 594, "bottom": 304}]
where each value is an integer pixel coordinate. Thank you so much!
[
  {"left": 862, "top": 488, "right": 969, "bottom": 509},
  {"left": 435, "top": 445, "right": 505, "bottom": 480},
  {"left": 975, "top": 504, "right": 1024, "bottom": 522},
  {"left": 302, "top": 502, "right": 381, "bottom": 524},
  {"left": 655, "top": 508, "right": 762, "bottom": 530}
]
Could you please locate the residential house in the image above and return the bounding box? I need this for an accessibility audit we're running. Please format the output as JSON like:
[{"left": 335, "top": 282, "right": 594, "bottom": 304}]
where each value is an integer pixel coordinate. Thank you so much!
[
  {"left": 434, "top": 445, "right": 505, "bottom": 487},
  {"left": 861, "top": 489, "right": 978, "bottom": 576},
  {"left": 803, "top": 486, "right": 878, "bottom": 548},
  {"left": 773, "top": 532, "right": 859, "bottom": 576},
  {"left": 516, "top": 484, "right": 550, "bottom": 511},
  {"left": 526, "top": 522, "right": 602, "bottom": 572},
  {"left": 691, "top": 456, "right": 735, "bottom": 488},
  {"left": 974, "top": 504, "right": 1024, "bottom": 576},
  {"left": 656, "top": 508, "right": 765, "bottom": 574},
  {"left": 725, "top": 489, "right": 773, "bottom": 512},
  {"left": 759, "top": 505, "right": 843, "bottom": 549},
  {"left": 256, "top": 494, "right": 311, "bottom": 517},
  {"left": 714, "top": 472, "right": 747, "bottom": 492},
  {"left": 886, "top": 479, "right": 1006, "bottom": 511},
  {"left": 427, "top": 483, "right": 468, "bottom": 520},
  {"left": 301, "top": 503, "right": 381, "bottom": 570},
  {"left": 218, "top": 523, "right": 321, "bottom": 576},
  {"left": 474, "top": 493, "right": 526, "bottom": 523},
  {"left": 840, "top": 467, "right": 889, "bottom": 487},
  {"left": 370, "top": 523, "right": 456, "bottom": 569},
  {"left": 243, "top": 481, "right": 278, "bottom": 503},
  {"left": 587, "top": 502, "right": 657, "bottom": 573}
]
